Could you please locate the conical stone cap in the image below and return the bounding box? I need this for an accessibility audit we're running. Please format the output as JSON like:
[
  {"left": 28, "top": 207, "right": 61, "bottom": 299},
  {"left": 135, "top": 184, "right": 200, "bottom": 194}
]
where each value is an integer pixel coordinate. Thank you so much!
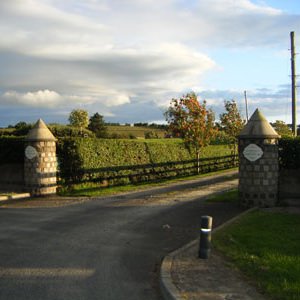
[
  {"left": 25, "top": 119, "right": 57, "bottom": 141},
  {"left": 239, "top": 109, "right": 280, "bottom": 139}
]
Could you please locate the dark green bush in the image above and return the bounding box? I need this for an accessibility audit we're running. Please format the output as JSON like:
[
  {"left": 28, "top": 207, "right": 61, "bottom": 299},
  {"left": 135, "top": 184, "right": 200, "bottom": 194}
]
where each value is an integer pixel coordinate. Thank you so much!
[
  {"left": 57, "top": 139, "right": 84, "bottom": 184},
  {"left": 279, "top": 137, "right": 300, "bottom": 169},
  {"left": 49, "top": 125, "right": 95, "bottom": 138},
  {"left": 0, "top": 137, "right": 24, "bottom": 164}
]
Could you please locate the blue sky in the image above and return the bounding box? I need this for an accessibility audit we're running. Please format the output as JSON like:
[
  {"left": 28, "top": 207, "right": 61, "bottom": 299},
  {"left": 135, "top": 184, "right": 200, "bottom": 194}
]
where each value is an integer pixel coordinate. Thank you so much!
[
  {"left": 0, "top": 0, "right": 299, "bottom": 126},
  {"left": 262, "top": 0, "right": 300, "bottom": 13}
]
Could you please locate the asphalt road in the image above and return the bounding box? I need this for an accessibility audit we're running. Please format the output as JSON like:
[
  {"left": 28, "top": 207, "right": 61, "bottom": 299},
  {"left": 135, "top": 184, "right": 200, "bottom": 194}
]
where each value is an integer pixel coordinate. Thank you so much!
[{"left": 0, "top": 172, "right": 242, "bottom": 300}]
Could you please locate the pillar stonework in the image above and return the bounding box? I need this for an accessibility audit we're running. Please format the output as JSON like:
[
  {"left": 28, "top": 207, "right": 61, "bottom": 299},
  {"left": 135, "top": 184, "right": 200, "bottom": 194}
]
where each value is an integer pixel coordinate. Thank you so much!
[
  {"left": 238, "top": 109, "right": 280, "bottom": 207},
  {"left": 24, "top": 119, "right": 57, "bottom": 196}
]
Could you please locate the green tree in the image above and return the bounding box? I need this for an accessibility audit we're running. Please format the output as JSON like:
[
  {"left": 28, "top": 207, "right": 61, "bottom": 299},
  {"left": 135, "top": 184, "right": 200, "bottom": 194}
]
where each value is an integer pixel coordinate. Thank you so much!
[
  {"left": 88, "top": 113, "right": 108, "bottom": 138},
  {"left": 271, "top": 120, "right": 293, "bottom": 138},
  {"left": 165, "top": 92, "right": 217, "bottom": 173},
  {"left": 219, "top": 100, "right": 245, "bottom": 155},
  {"left": 68, "top": 109, "right": 89, "bottom": 129}
]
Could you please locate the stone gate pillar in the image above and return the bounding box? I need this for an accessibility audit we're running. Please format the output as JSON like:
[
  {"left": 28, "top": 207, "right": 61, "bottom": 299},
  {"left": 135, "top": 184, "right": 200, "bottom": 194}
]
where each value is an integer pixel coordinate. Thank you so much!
[
  {"left": 238, "top": 109, "right": 280, "bottom": 207},
  {"left": 24, "top": 119, "right": 57, "bottom": 196}
]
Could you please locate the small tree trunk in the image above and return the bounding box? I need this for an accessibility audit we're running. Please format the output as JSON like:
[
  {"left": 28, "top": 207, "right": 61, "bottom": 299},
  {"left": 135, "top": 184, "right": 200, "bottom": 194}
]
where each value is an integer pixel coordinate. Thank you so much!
[
  {"left": 233, "top": 142, "right": 237, "bottom": 166},
  {"left": 197, "top": 150, "right": 200, "bottom": 174}
]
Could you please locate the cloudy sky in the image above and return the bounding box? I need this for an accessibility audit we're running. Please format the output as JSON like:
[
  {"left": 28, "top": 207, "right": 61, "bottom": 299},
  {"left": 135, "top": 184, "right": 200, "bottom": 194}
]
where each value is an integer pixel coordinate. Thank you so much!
[{"left": 0, "top": 0, "right": 299, "bottom": 126}]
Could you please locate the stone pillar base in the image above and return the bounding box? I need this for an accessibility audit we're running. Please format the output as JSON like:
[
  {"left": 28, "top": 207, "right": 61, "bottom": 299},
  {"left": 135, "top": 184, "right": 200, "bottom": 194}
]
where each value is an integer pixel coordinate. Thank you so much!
[{"left": 25, "top": 185, "right": 57, "bottom": 197}]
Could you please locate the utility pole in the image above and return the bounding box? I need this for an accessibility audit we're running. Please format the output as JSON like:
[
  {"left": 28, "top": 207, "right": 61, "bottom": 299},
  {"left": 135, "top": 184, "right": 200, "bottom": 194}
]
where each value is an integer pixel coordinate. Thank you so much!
[
  {"left": 244, "top": 90, "right": 249, "bottom": 122},
  {"left": 290, "top": 31, "right": 297, "bottom": 136}
]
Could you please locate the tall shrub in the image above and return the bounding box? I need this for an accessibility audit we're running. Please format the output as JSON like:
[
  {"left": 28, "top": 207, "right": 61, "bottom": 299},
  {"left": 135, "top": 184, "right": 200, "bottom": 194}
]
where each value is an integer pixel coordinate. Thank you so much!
[
  {"left": 0, "top": 137, "right": 24, "bottom": 164},
  {"left": 279, "top": 137, "right": 300, "bottom": 169}
]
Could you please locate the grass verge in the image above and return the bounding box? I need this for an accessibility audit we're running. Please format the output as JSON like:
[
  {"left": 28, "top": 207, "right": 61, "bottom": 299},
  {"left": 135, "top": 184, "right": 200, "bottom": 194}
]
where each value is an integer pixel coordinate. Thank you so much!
[
  {"left": 206, "top": 189, "right": 238, "bottom": 203},
  {"left": 213, "top": 210, "right": 300, "bottom": 300},
  {"left": 58, "top": 168, "right": 238, "bottom": 197}
]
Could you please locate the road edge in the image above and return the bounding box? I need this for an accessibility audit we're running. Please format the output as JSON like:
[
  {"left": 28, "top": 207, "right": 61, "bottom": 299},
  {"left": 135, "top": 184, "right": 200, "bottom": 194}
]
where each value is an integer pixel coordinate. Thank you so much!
[{"left": 0, "top": 193, "right": 31, "bottom": 202}]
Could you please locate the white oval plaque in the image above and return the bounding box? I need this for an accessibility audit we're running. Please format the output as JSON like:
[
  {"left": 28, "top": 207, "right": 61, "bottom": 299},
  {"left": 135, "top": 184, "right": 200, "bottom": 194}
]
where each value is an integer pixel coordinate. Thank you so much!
[
  {"left": 25, "top": 146, "right": 38, "bottom": 160},
  {"left": 243, "top": 144, "right": 263, "bottom": 162}
]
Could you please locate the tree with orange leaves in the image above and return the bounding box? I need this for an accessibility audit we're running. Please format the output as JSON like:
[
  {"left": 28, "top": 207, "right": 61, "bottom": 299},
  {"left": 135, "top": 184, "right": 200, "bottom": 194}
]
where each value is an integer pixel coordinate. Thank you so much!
[{"left": 165, "top": 92, "right": 217, "bottom": 173}]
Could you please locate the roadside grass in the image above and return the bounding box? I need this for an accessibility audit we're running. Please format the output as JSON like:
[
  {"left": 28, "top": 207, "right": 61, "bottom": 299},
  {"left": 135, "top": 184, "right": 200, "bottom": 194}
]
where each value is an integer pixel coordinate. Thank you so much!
[
  {"left": 213, "top": 210, "right": 300, "bottom": 300},
  {"left": 58, "top": 168, "right": 238, "bottom": 197},
  {"left": 205, "top": 189, "right": 238, "bottom": 203}
]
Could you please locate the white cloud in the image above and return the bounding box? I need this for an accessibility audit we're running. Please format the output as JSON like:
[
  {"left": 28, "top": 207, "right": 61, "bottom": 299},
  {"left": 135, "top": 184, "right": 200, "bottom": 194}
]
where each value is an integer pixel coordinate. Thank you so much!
[
  {"left": 74, "top": 85, "right": 132, "bottom": 107},
  {"left": 105, "top": 93, "right": 131, "bottom": 107},
  {"left": 0, "top": 0, "right": 110, "bottom": 57},
  {"left": 1, "top": 0, "right": 297, "bottom": 59},
  {"left": 197, "top": 0, "right": 282, "bottom": 16},
  {"left": 0, "top": 87, "right": 132, "bottom": 111},
  {"left": 2, "top": 90, "right": 62, "bottom": 108},
  {"left": 0, "top": 88, "right": 132, "bottom": 110}
]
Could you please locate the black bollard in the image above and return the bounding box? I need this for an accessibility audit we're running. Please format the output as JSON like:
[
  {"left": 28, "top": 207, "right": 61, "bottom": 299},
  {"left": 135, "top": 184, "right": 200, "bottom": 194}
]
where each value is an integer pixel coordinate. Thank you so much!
[{"left": 199, "top": 216, "right": 213, "bottom": 259}]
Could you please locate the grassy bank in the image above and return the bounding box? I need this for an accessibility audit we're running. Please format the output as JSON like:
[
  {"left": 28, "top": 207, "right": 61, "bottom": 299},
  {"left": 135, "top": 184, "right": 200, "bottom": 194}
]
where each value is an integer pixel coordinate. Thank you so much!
[
  {"left": 213, "top": 209, "right": 300, "bottom": 300},
  {"left": 206, "top": 189, "right": 238, "bottom": 203}
]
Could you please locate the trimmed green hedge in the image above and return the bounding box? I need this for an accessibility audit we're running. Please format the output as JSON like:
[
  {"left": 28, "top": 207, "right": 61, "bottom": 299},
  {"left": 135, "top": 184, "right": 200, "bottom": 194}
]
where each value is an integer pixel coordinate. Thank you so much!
[
  {"left": 279, "top": 137, "right": 300, "bottom": 169},
  {"left": 2, "top": 136, "right": 300, "bottom": 184},
  {"left": 57, "top": 138, "right": 232, "bottom": 184}
]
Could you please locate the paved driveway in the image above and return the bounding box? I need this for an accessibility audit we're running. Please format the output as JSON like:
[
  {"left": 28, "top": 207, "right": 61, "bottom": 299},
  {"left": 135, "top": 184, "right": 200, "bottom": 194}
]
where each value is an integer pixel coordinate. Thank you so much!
[{"left": 0, "top": 173, "right": 242, "bottom": 300}]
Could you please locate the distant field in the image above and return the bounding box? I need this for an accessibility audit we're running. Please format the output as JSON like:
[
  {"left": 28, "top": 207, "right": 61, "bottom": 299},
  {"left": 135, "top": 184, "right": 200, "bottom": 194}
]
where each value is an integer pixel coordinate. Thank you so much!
[
  {"left": 0, "top": 125, "right": 166, "bottom": 139},
  {"left": 0, "top": 128, "right": 14, "bottom": 135},
  {"left": 107, "top": 125, "right": 166, "bottom": 138}
]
